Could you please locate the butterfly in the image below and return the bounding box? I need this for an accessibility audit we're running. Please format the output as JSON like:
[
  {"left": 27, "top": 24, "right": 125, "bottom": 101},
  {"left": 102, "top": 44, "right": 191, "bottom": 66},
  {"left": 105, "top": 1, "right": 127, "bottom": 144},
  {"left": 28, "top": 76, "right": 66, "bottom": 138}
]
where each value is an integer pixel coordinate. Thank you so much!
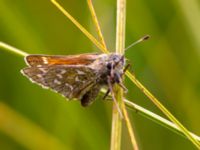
[{"left": 21, "top": 53, "right": 127, "bottom": 108}]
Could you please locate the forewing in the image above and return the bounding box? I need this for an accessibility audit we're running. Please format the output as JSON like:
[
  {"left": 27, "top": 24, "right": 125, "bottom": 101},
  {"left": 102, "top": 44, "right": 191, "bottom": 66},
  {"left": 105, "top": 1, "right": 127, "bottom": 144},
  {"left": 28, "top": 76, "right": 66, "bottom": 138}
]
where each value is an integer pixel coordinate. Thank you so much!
[
  {"left": 21, "top": 65, "right": 97, "bottom": 100},
  {"left": 25, "top": 54, "right": 99, "bottom": 66}
]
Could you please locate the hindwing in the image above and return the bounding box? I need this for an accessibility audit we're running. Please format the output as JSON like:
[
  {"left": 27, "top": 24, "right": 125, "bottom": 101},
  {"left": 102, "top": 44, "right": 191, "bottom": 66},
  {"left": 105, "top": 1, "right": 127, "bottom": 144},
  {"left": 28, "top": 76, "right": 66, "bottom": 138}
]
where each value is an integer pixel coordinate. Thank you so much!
[{"left": 21, "top": 65, "right": 97, "bottom": 100}]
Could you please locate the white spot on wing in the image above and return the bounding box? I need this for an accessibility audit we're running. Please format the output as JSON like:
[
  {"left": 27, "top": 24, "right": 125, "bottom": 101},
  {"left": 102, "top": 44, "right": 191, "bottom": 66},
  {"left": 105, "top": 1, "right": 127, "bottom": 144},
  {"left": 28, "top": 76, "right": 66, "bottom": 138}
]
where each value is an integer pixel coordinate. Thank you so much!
[
  {"left": 36, "top": 74, "right": 43, "bottom": 78},
  {"left": 60, "top": 70, "right": 66, "bottom": 74},
  {"left": 75, "top": 76, "right": 80, "bottom": 82},
  {"left": 39, "top": 68, "right": 46, "bottom": 73},
  {"left": 77, "top": 70, "right": 85, "bottom": 75},
  {"left": 65, "top": 83, "right": 73, "bottom": 91},
  {"left": 42, "top": 57, "right": 48, "bottom": 64},
  {"left": 56, "top": 74, "right": 63, "bottom": 79},
  {"left": 54, "top": 79, "right": 61, "bottom": 85},
  {"left": 37, "top": 65, "right": 42, "bottom": 67}
]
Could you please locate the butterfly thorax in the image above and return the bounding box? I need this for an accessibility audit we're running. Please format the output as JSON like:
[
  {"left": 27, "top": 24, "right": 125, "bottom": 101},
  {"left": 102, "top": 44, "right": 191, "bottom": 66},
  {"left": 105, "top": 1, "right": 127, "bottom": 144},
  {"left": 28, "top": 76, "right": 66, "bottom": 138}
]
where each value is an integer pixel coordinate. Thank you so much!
[{"left": 89, "top": 53, "right": 125, "bottom": 85}]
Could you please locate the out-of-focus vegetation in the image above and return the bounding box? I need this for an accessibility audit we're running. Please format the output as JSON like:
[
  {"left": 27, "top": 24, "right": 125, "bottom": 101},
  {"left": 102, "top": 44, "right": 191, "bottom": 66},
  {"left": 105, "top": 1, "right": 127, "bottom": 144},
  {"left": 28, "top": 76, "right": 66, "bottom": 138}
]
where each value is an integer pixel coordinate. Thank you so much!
[{"left": 0, "top": 0, "right": 200, "bottom": 149}]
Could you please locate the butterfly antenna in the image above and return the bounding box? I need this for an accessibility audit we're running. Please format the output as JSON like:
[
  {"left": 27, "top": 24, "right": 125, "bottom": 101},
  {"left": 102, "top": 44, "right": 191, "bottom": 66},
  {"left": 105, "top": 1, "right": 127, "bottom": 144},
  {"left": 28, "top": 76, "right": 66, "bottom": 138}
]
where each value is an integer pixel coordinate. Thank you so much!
[{"left": 124, "top": 35, "right": 150, "bottom": 51}]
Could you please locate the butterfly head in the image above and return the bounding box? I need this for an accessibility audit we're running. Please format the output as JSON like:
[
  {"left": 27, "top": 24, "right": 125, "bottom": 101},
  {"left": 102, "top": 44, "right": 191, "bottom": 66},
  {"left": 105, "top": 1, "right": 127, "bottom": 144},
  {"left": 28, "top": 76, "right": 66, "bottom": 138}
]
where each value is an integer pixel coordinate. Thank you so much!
[
  {"left": 101, "top": 53, "right": 125, "bottom": 84},
  {"left": 106, "top": 53, "right": 125, "bottom": 71}
]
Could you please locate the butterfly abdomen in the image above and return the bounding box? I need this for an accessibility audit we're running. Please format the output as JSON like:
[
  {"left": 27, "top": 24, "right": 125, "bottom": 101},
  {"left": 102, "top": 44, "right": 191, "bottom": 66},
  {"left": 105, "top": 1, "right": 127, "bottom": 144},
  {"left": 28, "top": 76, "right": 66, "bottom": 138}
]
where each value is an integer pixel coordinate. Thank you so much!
[{"left": 81, "top": 85, "right": 101, "bottom": 106}]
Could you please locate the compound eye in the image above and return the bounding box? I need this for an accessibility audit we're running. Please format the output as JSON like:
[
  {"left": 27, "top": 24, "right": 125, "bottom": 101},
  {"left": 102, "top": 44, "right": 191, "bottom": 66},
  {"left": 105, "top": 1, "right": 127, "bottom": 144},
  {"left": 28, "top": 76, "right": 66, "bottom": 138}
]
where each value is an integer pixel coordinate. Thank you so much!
[
  {"left": 107, "top": 63, "right": 112, "bottom": 70},
  {"left": 113, "top": 56, "right": 118, "bottom": 62}
]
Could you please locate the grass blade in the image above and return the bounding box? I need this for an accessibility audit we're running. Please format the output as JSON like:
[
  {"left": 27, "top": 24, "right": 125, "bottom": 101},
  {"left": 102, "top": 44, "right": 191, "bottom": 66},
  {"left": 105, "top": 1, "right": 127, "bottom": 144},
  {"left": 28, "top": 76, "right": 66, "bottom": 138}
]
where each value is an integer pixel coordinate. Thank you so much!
[
  {"left": 0, "top": 102, "right": 67, "bottom": 150},
  {"left": 125, "top": 71, "right": 200, "bottom": 148},
  {"left": 87, "top": 0, "right": 107, "bottom": 50},
  {"left": 0, "top": 41, "right": 28, "bottom": 56},
  {"left": 124, "top": 99, "right": 200, "bottom": 142},
  {"left": 50, "top": 0, "right": 109, "bottom": 54}
]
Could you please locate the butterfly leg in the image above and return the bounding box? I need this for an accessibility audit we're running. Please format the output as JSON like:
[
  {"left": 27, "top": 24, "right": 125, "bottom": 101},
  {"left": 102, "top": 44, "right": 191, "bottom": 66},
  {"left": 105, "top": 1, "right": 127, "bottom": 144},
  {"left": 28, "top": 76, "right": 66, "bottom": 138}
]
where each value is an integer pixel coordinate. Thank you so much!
[
  {"left": 118, "top": 82, "right": 128, "bottom": 93},
  {"left": 107, "top": 76, "right": 123, "bottom": 119},
  {"left": 113, "top": 71, "right": 128, "bottom": 93},
  {"left": 114, "top": 63, "right": 130, "bottom": 93},
  {"left": 123, "top": 63, "right": 131, "bottom": 73},
  {"left": 123, "top": 63, "right": 136, "bottom": 77},
  {"left": 102, "top": 89, "right": 110, "bottom": 100}
]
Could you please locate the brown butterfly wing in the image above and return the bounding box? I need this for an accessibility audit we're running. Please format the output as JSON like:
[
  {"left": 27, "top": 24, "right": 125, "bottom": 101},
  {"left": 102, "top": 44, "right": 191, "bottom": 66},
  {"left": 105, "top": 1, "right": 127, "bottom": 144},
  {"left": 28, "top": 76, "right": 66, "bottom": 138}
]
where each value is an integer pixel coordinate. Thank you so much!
[
  {"left": 21, "top": 65, "right": 97, "bottom": 100},
  {"left": 25, "top": 54, "right": 99, "bottom": 66}
]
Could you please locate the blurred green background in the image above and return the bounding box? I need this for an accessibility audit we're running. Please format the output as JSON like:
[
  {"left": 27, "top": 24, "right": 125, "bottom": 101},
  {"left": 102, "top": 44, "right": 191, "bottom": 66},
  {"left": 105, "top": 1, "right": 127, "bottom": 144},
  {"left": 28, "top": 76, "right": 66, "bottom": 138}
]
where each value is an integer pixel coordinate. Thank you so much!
[{"left": 0, "top": 0, "right": 200, "bottom": 149}]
